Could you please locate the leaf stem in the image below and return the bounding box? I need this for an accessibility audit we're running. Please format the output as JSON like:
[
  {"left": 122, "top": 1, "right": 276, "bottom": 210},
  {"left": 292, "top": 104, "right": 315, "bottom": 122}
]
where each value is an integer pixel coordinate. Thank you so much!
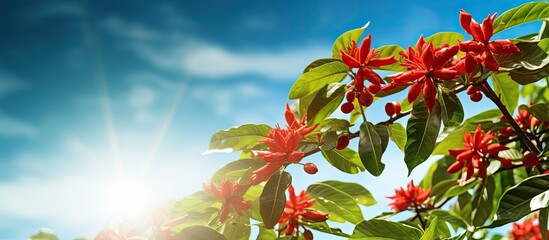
[{"left": 414, "top": 205, "right": 427, "bottom": 229}]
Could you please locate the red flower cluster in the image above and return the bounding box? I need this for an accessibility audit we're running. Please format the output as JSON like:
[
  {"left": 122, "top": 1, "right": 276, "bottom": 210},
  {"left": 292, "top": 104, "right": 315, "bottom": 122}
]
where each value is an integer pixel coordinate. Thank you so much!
[
  {"left": 499, "top": 109, "right": 549, "bottom": 139},
  {"left": 383, "top": 36, "right": 459, "bottom": 112},
  {"left": 448, "top": 124, "right": 512, "bottom": 183},
  {"left": 340, "top": 35, "right": 397, "bottom": 111},
  {"left": 387, "top": 180, "right": 431, "bottom": 212},
  {"left": 203, "top": 179, "right": 251, "bottom": 223},
  {"left": 459, "top": 10, "right": 520, "bottom": 71},
  {"left": 510, "top": 217, "right": 547, "bottom": 240},
  {"left": 250, "top": 104, "right": 316, "bottom": 185},
  {"left": 278, "top": 185, "right": 328, "bottom": 238}
]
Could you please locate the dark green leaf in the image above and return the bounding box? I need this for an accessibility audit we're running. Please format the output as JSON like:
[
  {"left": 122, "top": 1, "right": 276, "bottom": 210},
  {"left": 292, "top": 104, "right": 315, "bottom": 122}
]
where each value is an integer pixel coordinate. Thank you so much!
[
  {"left": 404, "top": 101, "right": 441, "bottom": 174},
  {"left": 260, "top": 171, "right": 292, "bottom": 229},
  {"left": 420, "top": 217, "right": 438, "bottom": 240},
  {"left": 303, "top": 58, "right": 342, "bottom": 73},
  {"left": 321, "top": 148, "right": 365, "bottom": 174},
  {"left": 289, "top": 61, "right": 349, "bottom": 99},
  {"left": 489, "top": 174, "right": 549, "bottom": 228},
  {"left": 424, "top": 32, "right": 464, "bottom": 47},
  {"left": 320, "top": 131, "right": 338, "bottom": 151},
  {"left": 438, "top": 89, "right": 464, "bottom": 127},
  {"left": 375, "top": 45, "right": 406, "bottom": 72},
  {"left": 541, "top": 207, "right": 548, "bottom": 240},
  {"left": 177, "top": 225, "right": 227, "bottom": 240},
  {"left": 493, "top": 2, "right": 549, "bottom": 34},
  {"left": 471, "top": 176, "right": 495, "bottom": 227},
  {"left": 320, "top": 180, "right": 376, "bottom": 206},
  {"left": 374, "top": 124, "right": 389, "bottom": 154},
  {"left": 388, "top": 123, "right": 407, "bottom": 151},
  {"left": 351, "top": 219, "right": 422, "bottom": 240},
  {"left": 359, "top": 122, "right": 385, "bottom": 176},
  {"left": 492, "top": 73, "right": 519, "bottom": 114},
  {"left": 207, "top": 124, "right": 272, "bottom": 153},
  {"left": 420, "top": 156, "right": 458, "bottom": 189},
  {"left": 332, "top": 24, "right": 367, "bottom": 58},
  {"left": 307, "top": 182, "right": 364, "bottom": 224},
  {"left": 430, "top": 209, "right": 469, "bottom": 230},
  {"left": 307, "top": 83, "right": 346, "bottom": 124}
]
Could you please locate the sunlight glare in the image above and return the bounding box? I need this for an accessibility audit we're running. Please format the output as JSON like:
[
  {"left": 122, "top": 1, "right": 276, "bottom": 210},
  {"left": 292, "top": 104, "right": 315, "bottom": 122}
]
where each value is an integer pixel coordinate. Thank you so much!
[{"left": 102, "top": 175, "right": 153, "bottom": 221}]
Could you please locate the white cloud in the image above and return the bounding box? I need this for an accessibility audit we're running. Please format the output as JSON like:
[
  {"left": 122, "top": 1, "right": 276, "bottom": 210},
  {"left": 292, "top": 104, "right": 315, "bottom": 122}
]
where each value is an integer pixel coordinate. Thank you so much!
[
  {"left": 128, "top": 85, "right": 157, "bottom": 108},
  {"left": 190, "top": 83, "right": 263, "bottom": 115},
  {"left": 0, "top": 112, "right": 36, "bottom": 138}
]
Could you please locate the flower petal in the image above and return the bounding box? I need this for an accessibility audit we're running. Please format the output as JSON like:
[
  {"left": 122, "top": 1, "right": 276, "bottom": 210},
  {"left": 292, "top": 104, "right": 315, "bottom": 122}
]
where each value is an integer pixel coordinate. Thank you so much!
[{"left": 487, "top": 40, "right": 520, "bottom": 55}]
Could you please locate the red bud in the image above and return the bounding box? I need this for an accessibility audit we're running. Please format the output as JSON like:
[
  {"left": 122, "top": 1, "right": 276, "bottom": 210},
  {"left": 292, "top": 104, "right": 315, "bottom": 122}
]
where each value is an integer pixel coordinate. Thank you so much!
[{"left": 303, "top": 163, "right": 318, "bottom": 175}]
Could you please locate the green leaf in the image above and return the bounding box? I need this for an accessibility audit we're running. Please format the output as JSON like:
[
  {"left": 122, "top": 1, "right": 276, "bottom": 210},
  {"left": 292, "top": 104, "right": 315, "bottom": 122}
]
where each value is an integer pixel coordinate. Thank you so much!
[
  {"left": 430, "top": 179, "right": 459, "bottom": 203},
  {"left": 424, "top": 32, "right": 464, "bottom": 47},
  {"left": 491, "top": 73, "right": 519, "bottom": 114},
  {"left": 351, "top": 219, "right": 422, "bottom": 240},
  {"left": 256, "top": 226, "right": 277, "bottom": 240},
  {"left": 438, "top": 89, "right": 464, "bottom": 127},
  {"left": 169, "top": 191, "right": 217, "bottom": 217},
  {"left": 303, "top": 58, "right": 342, "bottom": 73},
  {"left": 207, "top": 124, "right": 272, "bottom": 153},
  {"left": 28, "top": 229, "right": 59, "bottom": 240},
  {"left": 318, "top": 118, "right": 351, "bottom": 132},
  {"left": 307, "top": 83, "right": 346, "bottom": 124},
  {"left": 388, "top": 123, "right": 407, "bottom": 151},
  {"left": 520, "top": 103, "right": 549, "bottom": 121},
  {"left": 420, "top": 217, "right": 438, "bottom": 240},
  {"left": 289, "top": 61, "right": 349, "bottom": 99},
  {"left": 497, "top": 41, "right": 549, "bottom": 84},
  {"left": 359, "top": 122, "right": 385, "bottom": 176},
  {"left": 471, "top": 176, "right": 495, "bottom": 227},
  {"left": 332, "top": 24, "right": 367, "bottom": 58},
  {"left": 420, "top": 156, "right": 458, "bottom": 189},
  {"left": 260, "top": 171, "right": 292, "bottom": 229},
  {"left": 375, "top": 45, "right": 406, "bottom": 72},
  {"left": 374, "top": 124, "right": 389, "bottom": 154},
  {"left": 404, "top": 101, "right": 441, "bottom": 174},
  {"left": 320, "top": 131, "right": 338, "bottom": 151},
  {"left": 493, "top": 2, "right": 549, "bottom": 34},
  {"left": 177, "top": 225, "right": 227, "bottom": 240},
  {"left": 432, "top": 126, "right": 465, "bottom": 155},
  {"left": 307, "top": 182, "right": 364, "bottom": 224},
  {"left": 319, "top": 180, "right": 376, "bottom": 206},
  {"left": 489, "top": 174, "right": 549, "bottom": 228},
  {"left": 446, "top": 179, "right": 480, "bottom": 198},
  {"left": 212, "top": 159, "right": 265, "bottom": 184},
  {"left": 430, "top": 209, "right": 469, "bottom": 230},
  {"left": 464, "top": 109, "right": 502, "bottom": 124},
  {"left": 302, "top": 221, "right": 350, "bottom": 238},
  {"left": 321, "top": 148, "right": 365, "bottom": 174},
  {"left": 222, "top": 216, "right": 250, "bottom": 240}
]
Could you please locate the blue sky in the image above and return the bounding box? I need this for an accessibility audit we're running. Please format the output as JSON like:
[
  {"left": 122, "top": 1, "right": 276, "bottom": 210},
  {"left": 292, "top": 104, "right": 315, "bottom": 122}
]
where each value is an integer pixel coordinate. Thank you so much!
[{"left": 0, "top": 1, "right": 542, "bottom": 239}]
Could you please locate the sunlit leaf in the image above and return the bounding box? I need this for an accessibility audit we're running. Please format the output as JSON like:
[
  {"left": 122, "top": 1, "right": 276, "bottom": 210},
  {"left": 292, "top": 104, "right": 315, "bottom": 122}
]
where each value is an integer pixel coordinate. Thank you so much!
[
  {"left": 332, "top": 24, "right": 367, "bottom": 58},
  {"left": 321, "top": 147, "right": 365, "bottom": 174},
  {"left": 493, "top": 2, "right": 549, "bottom": 34},
  {"left": 351, "top": 219, "right": 422, "bottom": 240},
  {"left": 387, "top": 123, "right": 406, "bottom": 151},
  {"left": 375, "top": 45, "right": 406, "bottom": 72},
  {"left": 424, "top": 32, "right": 464, "bottom": 47},
  {"left": 207, "top": 124, "right": 272, "bottom": 153},
  {"left": 307, "top": 182, "right": 364, "bottom": 224},
  {"left": 222, "top": 216, "right": 250, "bottom": 240},
  {"left": 319, "top": 180, "right": 376, "bottom": 206},
  {"left": 303, "top": 58, "right": 342, "bottom": 73},
  {"left": 302, "top": 221, "right": 350, "bottom": 237},
  {"left": 212, "top": 159, "right": 266, "bottom": 184},
  {"left": 492, "top": 73, "right": 519, "bottom": 114},
  {"left": 307, "top": 83, "right": 346, "bottom": 124},
  {"left": 289, "top": 61, "right": 349, "bottom": 99},
  {"left": 28, "top": 229, "right": 59, "bottom": 240},
  {"left": 420, "top": 217, "right": 438, "bottom": 240},
  {"left": 359, "top": 122, "right": 385, "bottom": 176},
  {"left": 260, "top": 171, "right": 291, "bottom": 229},
  {"left": 519, "top": 103, "right": 549, "bottom": 121},
  {"left": 430, "top": 209, "right": 469, "bottom": 230},
  {"left": 177, "top": 225, "right": 227, "bottom": 240},
  {"left": 404, "top": 101, "right": 441, "bottom": 174}
]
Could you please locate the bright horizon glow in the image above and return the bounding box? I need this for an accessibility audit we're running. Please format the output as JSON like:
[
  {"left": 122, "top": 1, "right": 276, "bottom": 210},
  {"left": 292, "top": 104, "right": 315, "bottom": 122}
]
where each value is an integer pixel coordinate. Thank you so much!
[{"left": 102, "top": 174, "right": 153, "bottom": 222}]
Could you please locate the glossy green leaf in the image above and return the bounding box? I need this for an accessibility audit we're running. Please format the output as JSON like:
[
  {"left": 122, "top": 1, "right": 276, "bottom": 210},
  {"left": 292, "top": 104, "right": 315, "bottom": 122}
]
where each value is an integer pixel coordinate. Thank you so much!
[
  {"left": 430, "top": 179, "right": 458, "bottom": 203},
  {"left": 438, "top": 89, "right": 464, "bottom": 127},
  {"left": 289, "top": 61, "right": 349, "bottom": 99},
  {"left": 302, "top": 221, "right": 350, "bottom": 238},
  {"left": 260, "top": 171, "right": 291, "bottom": 229},
  {"left": 388, "top": 123, "right": 406, "bottom": 151},
  {"left": 320, "top": 180, "right": 376, "bottom": 206},
  {"left": 303, "top": 58, "right": 342, "bottom": 73},
  {"left": 207, "top": 124, "right": 271, "bottom": 153},
  {"left": 464, "top": 109, "right": 502, "bottom": 124},
  {"left": 318, "top": 118, "right": 351, "bottom": 132},
  {"left": 492, "top": 73, "right": 519, "bottom": 114},
  {"left": 307, "top": 83, "right": 346, "bottom": 124},
  {"left": 321, "top": 148, "right": 365, "bottom": 174},
  {"left": 222, "top": 216, "right": 250, "bottom": 240},
  {"left": 404, "top": 101, "right": 441, "bottom": 174},
  {"left": 375, "top": 45, "right": 406, "bottom": 72},
  {"left": 471, "top": 176, "right": 495, "bottom": 227},
  {"left": 332, "top": 24, "right": 367, "bottom": 58},
  {"left": 374, "top": 124, "right": 389, "bottom": 154},
  {"left": 177, "top": 225, "right": 227, "bottom": 240},
  {"left": 307, "top": 182, "right": 364, "bottom": 224},
  {"left": 212, "top": 159, "right": 265, "bottom": 184},
  {"left": 359, "top": 121, "right": 385, "bottom": 176},
  {"left": 351, "top": 219, "right": 422, "bottom": 240},
  {"left": 489, "top": 174, "right": 549, "bottom": 228},
  {"left": 420, "top": 217, "right": 438, "bottom": 240},
  {"left": 493, "top": 2, "right": 549, "bottom": 34},
  {"left": 320, "top": 131, "right": 338, "bottom": 151},
  {"left": 446, "top": 179, "right": 480, "bottom": 198},
  {"left": 430, "top": 209, "right": 469, "bottom": 230},
  {"left": 433, "top": 126, "right": 464, "bottom": 155},
  {"left": 424, "top": 32, "right": 464, "bottom": 47},
  {"left": 28, "top": 229, "right": 59, "bottom": 240}
]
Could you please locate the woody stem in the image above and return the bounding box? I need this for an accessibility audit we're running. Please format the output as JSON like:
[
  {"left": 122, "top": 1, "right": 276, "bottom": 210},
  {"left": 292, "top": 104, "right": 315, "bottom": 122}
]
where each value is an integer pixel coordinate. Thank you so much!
[
  {"left": 414, "top": 205, "right": 426, "bottom": 229},
  {"left": 478, "top": 81, "right": 541, "bottom": 155}
]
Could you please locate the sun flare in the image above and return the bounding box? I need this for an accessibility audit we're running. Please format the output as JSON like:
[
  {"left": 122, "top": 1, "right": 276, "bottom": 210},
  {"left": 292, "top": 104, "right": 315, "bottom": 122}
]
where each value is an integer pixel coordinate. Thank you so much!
[{"left": 102, "top": 175, "right": 153, "bottom": 221}]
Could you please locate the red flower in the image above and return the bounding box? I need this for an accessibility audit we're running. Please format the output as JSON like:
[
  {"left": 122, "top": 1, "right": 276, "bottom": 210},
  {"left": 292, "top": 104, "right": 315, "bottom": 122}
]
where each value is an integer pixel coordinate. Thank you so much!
[
  {"left": 383, "top": 36, "right": 459, "bottom": 112},
  {"left": 340, "top": 34, "right": 397, "bottom": 108},
  {"left": 387, "top": 180, "right": 431, "bottom": 212},
  {"left": 250, "top": 105, "right": 317, "bottom": 185},
  {"left": 447, "top": 124, "right": 512, "bottom": 183},
  {"left": 499, "top": 108, "right": 549, "bottom": 141},
  {"left": 278, "top": 185, "right": 328, "bottom": 238},
  {"left": 204, "top": 179, "right": 251, "bottom": 222},
  {"left": 510, "top": 217, "right": 547, "bottom": 240},
  {"left": 459, "top": 10, "right": 520, "bottom": 71}
]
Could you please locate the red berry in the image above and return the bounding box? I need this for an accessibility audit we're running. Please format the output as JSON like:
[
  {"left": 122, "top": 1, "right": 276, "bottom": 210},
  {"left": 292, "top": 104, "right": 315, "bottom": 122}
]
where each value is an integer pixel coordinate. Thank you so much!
[
  {"left": 303, "top": 163, "right": 318, "bottom": 175},
  {"left": 523, "top": 152, "right": 539, "bottom": 169},
  {"left": 340, "top": 102, "right": 354, "bottom": 113},
  {"left": 336, "top": 135, "right": 350, "bottom": 150},
  {"left": 384, "top": 101, "right": 401, "bottom": 117},
  {"left": 358, "top": 92, "right": 373, "bottom": 106},
  {"left": 345, "top": 91, "right": 355, "bottom": 102},
  {"left": 303, "top": 229, "right": 313, "bottom": 240},
  {"left": 368, "top": 84, "right": 381, "bottom": 94},
  {"left": 470, "top": 92, "right": 482, "bottom": 102},
  {"left": 466, "top": 85, "right": 477, "bottom": 95}
]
